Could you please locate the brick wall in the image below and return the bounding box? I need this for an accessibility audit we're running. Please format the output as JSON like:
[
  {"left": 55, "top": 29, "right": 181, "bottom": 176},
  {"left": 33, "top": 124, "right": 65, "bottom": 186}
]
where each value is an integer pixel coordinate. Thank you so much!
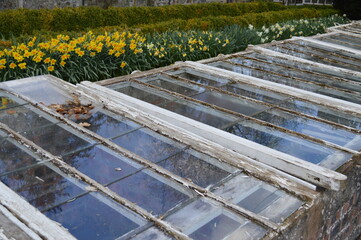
[{"left": 278, "top": 162, "right": 361, "bottom": 240}]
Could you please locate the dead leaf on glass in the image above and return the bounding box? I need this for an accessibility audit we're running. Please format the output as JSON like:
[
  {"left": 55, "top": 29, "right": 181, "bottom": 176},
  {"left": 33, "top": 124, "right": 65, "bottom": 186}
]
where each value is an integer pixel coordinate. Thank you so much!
[
  {"left": 79, "top": 122, "right": 91, "bottom": 127},
  {"left": 6, "top": 110, "right": 16, "bottom": 115},
  {"left": 47, "top": 95, "right": 94, "bottom": 120}
]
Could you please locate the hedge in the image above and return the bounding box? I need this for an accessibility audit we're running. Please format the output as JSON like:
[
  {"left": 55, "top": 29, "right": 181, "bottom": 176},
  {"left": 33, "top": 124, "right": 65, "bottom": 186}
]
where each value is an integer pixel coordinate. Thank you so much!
[
  {"left": 0, "top": 2, "right": 287, "bottom": 38},
  {"left": 134, "top": 8, "right": 339, "bottom": 33}
]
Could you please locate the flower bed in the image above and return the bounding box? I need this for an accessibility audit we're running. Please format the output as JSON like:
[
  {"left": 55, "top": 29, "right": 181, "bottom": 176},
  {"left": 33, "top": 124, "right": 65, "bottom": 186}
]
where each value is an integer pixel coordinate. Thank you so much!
[{"left": 0, "top": 15, "right": 349, "bottom": 83}]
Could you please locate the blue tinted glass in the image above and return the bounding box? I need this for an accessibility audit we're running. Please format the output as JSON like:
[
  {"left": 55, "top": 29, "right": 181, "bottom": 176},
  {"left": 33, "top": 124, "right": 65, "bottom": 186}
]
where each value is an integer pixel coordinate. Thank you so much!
[
  {"left": 112, "top": 129, "right": 183, "bottom": 163},
  {"left": 44, "top": 194, "right": 141, "bottom": 240},
  {"left": 0, "top": 139, "right": 38, "bottom": 175},
  {"left": 1, "top": 165, "right": 84, "bottom": 211},
  {"left": 158, "top": 151, "right": 231, "bottom": 188},
  {"left": 73, "top": 111, "right": 138, "bottom": 139},
  {"left": 108, "top": 171, "right": 189, "bottom": 216},
  {"left": 63, "top": 146, "right": 140, "bottom": 185},
  {"left": 189, "top": 214, "right": 241, "bottom": 240},
  {"left": 22, "top": 124, "right": 93, "bottom": 156}
]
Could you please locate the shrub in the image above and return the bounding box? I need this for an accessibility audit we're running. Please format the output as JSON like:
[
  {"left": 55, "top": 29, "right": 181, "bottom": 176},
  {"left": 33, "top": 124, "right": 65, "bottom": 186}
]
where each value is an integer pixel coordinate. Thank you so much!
[{"left": 0, "top": 2, "right": 336, "bottom": 39}]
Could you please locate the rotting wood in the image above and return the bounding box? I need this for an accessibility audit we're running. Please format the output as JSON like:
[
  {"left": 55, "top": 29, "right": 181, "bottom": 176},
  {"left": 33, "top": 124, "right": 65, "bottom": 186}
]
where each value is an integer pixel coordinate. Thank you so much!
[
  {"left": 0, "top": 122, "right": 192, "bottom": 240},
  {"left": 0, "top": 80, "right": 288, "bottom": 233},
  {"left": 250, "top": 46, "right": 361, "bottom": 83},
  {"left": 128, "top": 76, "right": 359, "bottom": 156},
  {"left": 186, "top": 61, "right": 361, "bottom": 118},
  {"left": 79, "top": 81, "right": 347, "bottom": 191}
]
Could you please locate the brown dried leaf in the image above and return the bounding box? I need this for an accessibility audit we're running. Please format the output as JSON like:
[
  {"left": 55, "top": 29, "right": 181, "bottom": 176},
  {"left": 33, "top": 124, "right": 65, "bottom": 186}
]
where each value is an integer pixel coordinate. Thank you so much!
[{"left": 6, "top": 110, "right": 16, "bottom": 115}]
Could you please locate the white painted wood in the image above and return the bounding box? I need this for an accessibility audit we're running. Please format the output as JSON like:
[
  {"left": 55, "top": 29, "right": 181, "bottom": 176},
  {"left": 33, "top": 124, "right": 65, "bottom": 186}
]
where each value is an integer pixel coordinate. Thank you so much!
[
  {"left": 185, "top": 61, "right": 361, "bottom": 116},
  {"left": 296, "top": 37, "right": 361, "bottom": 56},
  {"left": 0, "top": 182, "right": 76, "bottom": 240},
  {"left": 0, "top": 204, "right": 42, "bottom": 240},
  {"left": 80, "top": 81, "right": 347, "bottom": 191}
]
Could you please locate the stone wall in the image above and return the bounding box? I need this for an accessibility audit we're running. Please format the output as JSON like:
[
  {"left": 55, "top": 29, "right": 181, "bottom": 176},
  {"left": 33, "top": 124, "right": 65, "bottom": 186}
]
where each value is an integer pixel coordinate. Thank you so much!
[
  {"left": 277, "top": 161, "right": 361, "bottom": 240},
  {"left": 0, "top": 0, "right": 227, "bottom": 9}
]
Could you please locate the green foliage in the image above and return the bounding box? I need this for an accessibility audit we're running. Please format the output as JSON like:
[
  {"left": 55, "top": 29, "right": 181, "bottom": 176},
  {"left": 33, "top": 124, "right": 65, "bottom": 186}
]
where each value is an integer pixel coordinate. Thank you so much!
[
  {"left": 333, "top": 0, "right": 361, "bottom": 20},
  {"left": 0, "top": 2, "right": 337, "bottom": 39},
  {"left": 0, "top": 15, "right": 350, "bottom": 83}
]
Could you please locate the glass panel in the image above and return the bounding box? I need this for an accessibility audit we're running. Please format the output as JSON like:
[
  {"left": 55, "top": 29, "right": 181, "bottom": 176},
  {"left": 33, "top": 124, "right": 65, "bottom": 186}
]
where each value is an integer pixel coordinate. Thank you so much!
[
  {"left": 108, "top": 170, "right": 191, "bottom": 216},
  {"left": 162, "top": 100, "right": 238, "bottom": 128},
  {"left": 209, "top": 61, "right": 320, "bottom": 92},
  {"left": 220, "top": 83, "right": 288, "bottom": 104},
  {"left": 229, "top": 56, "right": 361, "bottom": 95},
  {"left": 110, "top": 83, "right": 171, "bottom": 106},
  {"left": 189, "top": 214, "right": 243, "bottom": 240},
  {"left": 173, "top": 70, "right": 229, "bottom": 87},
  {"left": 0, "top": 92, "right": 25, "bottom": 110},
  {"left": 21, "top": 123, "right": 94, "bottom": 156},
  {"left": 144, "top": 77, "right": 206, "bottom": 97},
  {"left": 213, "top": 174, "right": 302, "bottom": 223},
  {"left": 1, "top": 164, "right": 85, "bottom": 211},
  {"left": 253, "top": 110, "right": 361, "bottom": 150},
  {"left": 224, "top": 120, "right": 352, "bottom": 165},
  {"left": 166, "top": 198, "right": 267, "bottom": 240},
  {"left": 62, "top": 145, "right": 142, "bottom": 185},
  {"left": 192, "top": 91, "right": 268, "bottom": 116},
  {"left": 72, "top": 110, "right": 140, "bottom": 139},
  {"left": 158, "top": 149, "right": 236, "bottom": 189},
  {"left": 267, "top": 43, "right": 361, "bottom": 72},
  {"left": 4, "top": 78, "right": 73, "bottom": 105},
  {"left": 280, "top": 99, "right": 361, "bottom": 130},
  {"left": 319, "top": 36, "right": 361, "bottom": 51},
  {"left": 0, "top": 105, "right": 56, "bottom": 132},
  {"left": 244, "top": 52, "right": 361, "bottom": 83},
  {"left": 0, "top": 138, "right": 40, "bottom": 176},
  {"left": 44, "top": 193, "right": 146, "bottom": 240},
  {"left": 112, "top": 128, "right": 184, "bottom": 163},
  {"left": 133, "top": 227, "right": 173, "bottom": 240}
]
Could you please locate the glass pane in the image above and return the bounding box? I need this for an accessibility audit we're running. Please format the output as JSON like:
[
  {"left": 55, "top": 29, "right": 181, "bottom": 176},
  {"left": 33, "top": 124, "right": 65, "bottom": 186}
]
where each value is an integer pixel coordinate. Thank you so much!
[
  {"left": 112, "top": 128, "right": 184, "bottom": 163},
  {"left": 1, "top": 164, "right": 84, "bottom": 211},
  {"left": 4, "top": 78, "right": 73, "bottom": 105},
  {"left": 253, "top": 110, "right": 361, "bottom": 150},
  {"left": 280, "top": 99, "right": 361, "bottom": 130},
  {"left": 133, "top": 227, "right": 173, "bottom": 240},
  {"left": 110, "top": 83, "right": 171, "bottom": 106},
  {"left": 108, "top": 170, "right": 190, "bottom": 216},
  {"left": 244, "top": 52, "right": 361, "bottom": 83},
  {"left": 192, "top": 91, "right": 268, "bottom": 116},
  {"left": 170, "top": 70, "right": 229, "bottom": 87},
  {"left": 319, "top": 35, "right": 361, "bottom": 51},
  {"left": 267, "top": 43, "right": 361, "bottom": 72},
  {"left": 224, "top": 121, "right": 352, "bottom": 165},
  {"left": 189, "top": 214, "right": 243, "bottom": 240},
  {"left": 0, "top": 138, "right": 39, "bottom": 176},
  {"left": 0, "top": 93, "right": 25, "bottom": 110},
  {"left": 166, "top": 198, "right": 267, "bottom": 240},
  {"left": 158, "top": 149, "right": 235, "bottom": 188},
  {"left": 21, "top": 123, "right": 94, "bottom": 156},
  {"left": 72, "top": 110, "right": 140, "bottom": 139},
  {"left": 213, "top": 174, "right": 302, "bottom": 223},
  {"left": 144, "top": 77, "right": 206, "bottom": 97},
  {"left": 44, "top": 193, "right": 145, "bottom": 240},
  {"left": 220, "top": 83, "right": 289, "bottom": 104},
  {"left": 62, "top": 145, "right": 142, "bottom": 185},
  {"left": 162, "top": 100, "right": 238, "bottom": 128},
  {"left": 0, "top": 105, "right": 56, "bottom": 132}
]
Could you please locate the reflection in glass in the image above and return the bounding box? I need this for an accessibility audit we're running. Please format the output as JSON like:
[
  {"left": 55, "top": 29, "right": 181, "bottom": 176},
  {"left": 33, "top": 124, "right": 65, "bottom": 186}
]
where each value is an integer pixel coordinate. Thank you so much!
[
  {"left": 45, "top": 193, "right": 142, "bottom": 240},
  {"left": 1, "top": 164, "right": 84, "bottom": 211},
  {"left": 108, "top": 170, "right": 190, "bottom": 216},
  {"left": 63, "top": 145, "right": 141, "bottom": 185},
  {"left": 112, "top": 128, "right": 183, "bottom": 163}
]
